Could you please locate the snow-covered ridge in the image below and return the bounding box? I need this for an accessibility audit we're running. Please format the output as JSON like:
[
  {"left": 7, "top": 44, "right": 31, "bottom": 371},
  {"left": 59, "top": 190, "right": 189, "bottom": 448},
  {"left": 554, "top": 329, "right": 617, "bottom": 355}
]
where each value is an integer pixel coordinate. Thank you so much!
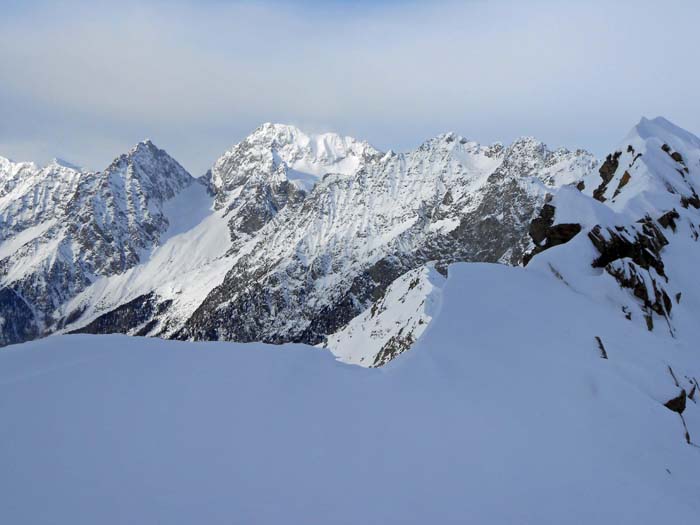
[
  {"left": 324, "top": 264, "right": 446, "bottom": 367},
  {"left": 524, "top": 116, "right": 700, "bottom": 340}
]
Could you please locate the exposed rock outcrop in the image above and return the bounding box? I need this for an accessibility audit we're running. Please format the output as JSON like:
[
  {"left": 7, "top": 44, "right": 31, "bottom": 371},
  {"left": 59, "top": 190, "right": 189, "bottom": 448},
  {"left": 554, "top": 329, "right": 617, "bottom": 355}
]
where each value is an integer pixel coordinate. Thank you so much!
[
  {"left": 71, "top": 293, "right": 172, "bottom": 336},
  {"left": 664, "top": 390, "right": 687, "bottom": 414},
  {"left": 523, "top": 201, "right": 581, "bottom": 265},
  {"left": 0, "top": 288, "right": 38, "bottom": 346},
  {"left": 593, "top": 151, "right": 622, "bottom": 202}
]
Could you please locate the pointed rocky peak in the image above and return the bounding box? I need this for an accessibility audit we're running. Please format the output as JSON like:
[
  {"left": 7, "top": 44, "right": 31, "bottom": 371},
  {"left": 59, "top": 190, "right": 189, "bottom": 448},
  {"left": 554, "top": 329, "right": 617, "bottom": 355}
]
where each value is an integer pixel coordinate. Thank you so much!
[
  {"left": 507, "top": 136, "right": 548, "bottom": 156},
  {"left": 592, "top": 116, "right": 700, "bottom": 214},
  {"left": 619, "top": 116, "right": 700, "bottom": 169},
  {"left": 247, "top": 122, "right": 306, "bottom": 146},
  {"left": 100, "top": 140, "right": 193, "bottom": 203},
  {"left": 505, "top": 136, "right": 595, "bottom": 164},
  {"left": 122, "top": 139, "right": 178, "bottom": 165},
  {"left": 418, "top": 131, "right": 465, "bottom": 149},
  {"left": 112, "top": 139, "right": 190, "bottom": 175},
  {"left": 485, "top": 141, "right": 506, "bottom": 158},
  {"left": 128, "top": 138, "right": 159, "bottom": 155},
  {"left": 499, "top": 136, "right": 550, "bottom": 174},
  {"left": 0, "top": 155, "right": 18, "bottom": 180},
  {"left": 2, "top": 156, "right": 84, "bottom": 187}
]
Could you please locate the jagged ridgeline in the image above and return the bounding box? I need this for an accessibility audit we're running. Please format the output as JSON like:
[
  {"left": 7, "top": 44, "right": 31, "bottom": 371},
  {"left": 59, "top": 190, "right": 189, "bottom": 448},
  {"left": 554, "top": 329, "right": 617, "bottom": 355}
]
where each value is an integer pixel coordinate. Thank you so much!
[
  {"left": 2, "top": 123, "right": 592, "bottom": 349},
  {"left": 3, "top": 117, "right": 700, "bottom": 368},
  {"left": 523, "top": 117, "right": 700, "bottom": 339}
]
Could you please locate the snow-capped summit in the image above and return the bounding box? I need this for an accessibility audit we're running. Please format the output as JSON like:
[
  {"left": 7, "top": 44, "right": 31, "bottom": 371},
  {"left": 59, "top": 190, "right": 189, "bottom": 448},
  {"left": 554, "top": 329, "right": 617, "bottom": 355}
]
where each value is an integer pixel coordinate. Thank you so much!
[
  {"left": 252, "top": 122, "right": 377, "bottom": 162},
  {"left": 202, "top": 124, "right": 383, "bottom": 248},
  {"left": 0, "top": 142, "right": 194, "bottom": 346},
  {"left": 595, "top": 116, "right": 700, "bottom": 216},
  {"left": 523, "top": 116, "right": 700, "bottom": 341},
  {"left": 628, "top": 116, "right": 700, "bottom": 148},
  {"left": 101, "top": 139, "right": 193, "bottom": 205},
  {"left": 211, "top": 123, "right": 379, "bottom": 193}
]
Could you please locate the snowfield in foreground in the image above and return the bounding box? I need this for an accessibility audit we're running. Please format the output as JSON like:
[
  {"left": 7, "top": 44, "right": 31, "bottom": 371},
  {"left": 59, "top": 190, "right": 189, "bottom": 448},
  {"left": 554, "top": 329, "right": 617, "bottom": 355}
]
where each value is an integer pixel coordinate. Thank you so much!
[{"left": 2, "top": 262, "right": 699, "bottom": 524}]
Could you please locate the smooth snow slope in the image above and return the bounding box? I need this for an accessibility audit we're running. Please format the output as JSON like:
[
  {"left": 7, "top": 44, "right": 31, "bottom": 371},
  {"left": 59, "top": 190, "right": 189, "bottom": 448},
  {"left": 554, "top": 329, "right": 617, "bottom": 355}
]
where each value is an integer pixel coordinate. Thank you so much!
[{"left": 2, "top": 262, "right": 699, "bottom": 524}]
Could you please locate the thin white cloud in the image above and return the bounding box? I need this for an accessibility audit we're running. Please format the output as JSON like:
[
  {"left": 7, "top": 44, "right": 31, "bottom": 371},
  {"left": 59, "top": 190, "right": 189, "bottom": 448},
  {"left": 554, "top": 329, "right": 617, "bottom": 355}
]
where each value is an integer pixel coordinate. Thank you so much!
[{"left": 1, "top": 0, "right": 699, "bottom": 174}]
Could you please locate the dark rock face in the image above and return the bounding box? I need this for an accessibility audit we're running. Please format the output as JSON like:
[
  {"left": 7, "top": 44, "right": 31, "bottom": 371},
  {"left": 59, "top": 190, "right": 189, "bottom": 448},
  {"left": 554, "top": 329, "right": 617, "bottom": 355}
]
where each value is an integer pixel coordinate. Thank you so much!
[
  {"left": 221, "top": 177, "right": 306, "bottom": 244},
  {"left": 588, "top": 219, "right": 668, "bottom": 275},
  {"left": 593, "top": 151, "right": 622, "bottom": 202},
  {"left": 681, "top": 193, "right": 700, "bottom": 209},
  {"left": 588, "top": 219, "right": 672, "bottom": 330},
  {"left": 71, "top": 293, "right": 172, "bottom": 336},
  {"left": 528, "top": 202, "right": 556, "bottom": 245},
  {"left": 612, "top": 171, "right": 631, "bottom": 199},
  {"left": 662, "top": 143, "right": 685, "bottom": 164},
  {"left": 523, "top": 202, "right": 582, "bottom": 265},
  {"left": 658, "top": 210, "right": 680, "bottom": 231},
  {"left": 664, "top": 390, "right": 687, "bottom": 414},
  {"left": 373, "top": 331, "right": 415, "bottom": 367},
  {"left": 594, "top": 336, "right": 609, "bottom": 359},
  {"left": 0, "top": 288, "right": 38, "bottom": 346}
]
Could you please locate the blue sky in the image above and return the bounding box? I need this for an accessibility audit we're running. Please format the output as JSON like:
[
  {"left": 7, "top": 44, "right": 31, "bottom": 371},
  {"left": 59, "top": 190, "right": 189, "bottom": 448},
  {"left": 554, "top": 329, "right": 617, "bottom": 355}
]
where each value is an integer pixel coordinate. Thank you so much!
[{"left": 2, "top": 0, "right": 699, "bottom": 174}]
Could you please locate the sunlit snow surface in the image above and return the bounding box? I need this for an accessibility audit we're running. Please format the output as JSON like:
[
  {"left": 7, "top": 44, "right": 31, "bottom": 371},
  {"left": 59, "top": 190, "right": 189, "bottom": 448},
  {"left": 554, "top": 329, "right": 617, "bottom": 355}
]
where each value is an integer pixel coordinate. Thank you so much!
[{"left": 2, "top": 262, "right": 699, "bottom": 524}]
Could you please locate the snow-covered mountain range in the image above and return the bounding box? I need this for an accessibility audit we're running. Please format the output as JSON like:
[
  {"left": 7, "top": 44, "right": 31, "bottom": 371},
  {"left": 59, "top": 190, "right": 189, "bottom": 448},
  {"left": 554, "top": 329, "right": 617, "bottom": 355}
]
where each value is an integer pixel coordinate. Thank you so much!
[
  {"left": 3, "top": 116, "right": 700, "bottom": 522},
  {"left": 0, "top": 122, "right": 596, "bottom": 351},
  {"left": 1, "top": 116, "right": 698, "bottom": 375}
]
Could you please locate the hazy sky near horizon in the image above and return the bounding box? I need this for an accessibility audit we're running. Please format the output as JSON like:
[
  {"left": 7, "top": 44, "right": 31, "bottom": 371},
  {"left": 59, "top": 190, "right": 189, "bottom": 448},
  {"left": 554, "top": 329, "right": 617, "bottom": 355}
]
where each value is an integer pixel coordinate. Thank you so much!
[{"left": 1, "top": 0, "right": 699, "bottom": 175}]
